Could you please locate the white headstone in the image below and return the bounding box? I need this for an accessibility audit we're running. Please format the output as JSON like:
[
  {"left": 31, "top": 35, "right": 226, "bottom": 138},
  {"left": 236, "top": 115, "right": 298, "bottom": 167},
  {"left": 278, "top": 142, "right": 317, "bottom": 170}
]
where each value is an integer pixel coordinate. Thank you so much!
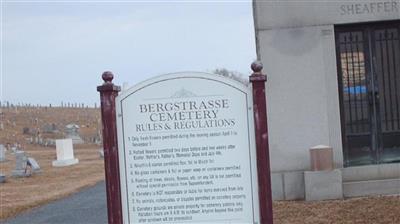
[
  {"left": 10, "top": 146, "right": 17, "bottom": 153},
  {"left": 0, "top": 145, "right": 5, "bottom": 162},
  {"left": 52, "top": 139, "right": 79, "bottom": 167}
]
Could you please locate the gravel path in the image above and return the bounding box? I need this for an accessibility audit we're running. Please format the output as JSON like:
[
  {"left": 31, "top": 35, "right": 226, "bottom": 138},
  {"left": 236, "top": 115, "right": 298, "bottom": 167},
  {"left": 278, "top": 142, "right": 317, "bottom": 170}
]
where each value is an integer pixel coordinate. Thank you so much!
[{"left": 3, "top": 181, "right": 107, "bottom": 224}]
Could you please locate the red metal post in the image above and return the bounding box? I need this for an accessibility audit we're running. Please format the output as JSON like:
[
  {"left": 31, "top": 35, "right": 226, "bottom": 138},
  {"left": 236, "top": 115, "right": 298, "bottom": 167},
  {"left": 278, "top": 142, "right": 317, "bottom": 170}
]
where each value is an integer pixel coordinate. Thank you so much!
[
  {"left": 249, "top": 61, "right": 274, "bottom": 224},
  {"left": 97, "top": 71, "right": 123, "bottom": 224}
]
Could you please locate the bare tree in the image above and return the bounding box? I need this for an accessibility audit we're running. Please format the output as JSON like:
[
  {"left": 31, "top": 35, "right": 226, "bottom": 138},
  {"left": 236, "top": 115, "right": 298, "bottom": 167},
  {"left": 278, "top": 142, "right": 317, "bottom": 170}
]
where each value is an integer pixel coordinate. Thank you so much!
[{"left": 212, "top": 68, "right": 248, "bottom": 85}]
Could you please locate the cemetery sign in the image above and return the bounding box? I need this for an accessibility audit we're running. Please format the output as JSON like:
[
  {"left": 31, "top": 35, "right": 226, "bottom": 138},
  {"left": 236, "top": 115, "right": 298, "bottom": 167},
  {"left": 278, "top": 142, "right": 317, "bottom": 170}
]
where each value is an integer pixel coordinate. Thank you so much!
[
  {"left": 97, "top": 62, "right": 273, "bottom": 224},
  {"left": 116, "top": 73, "right": 259, "bottom": 224}
]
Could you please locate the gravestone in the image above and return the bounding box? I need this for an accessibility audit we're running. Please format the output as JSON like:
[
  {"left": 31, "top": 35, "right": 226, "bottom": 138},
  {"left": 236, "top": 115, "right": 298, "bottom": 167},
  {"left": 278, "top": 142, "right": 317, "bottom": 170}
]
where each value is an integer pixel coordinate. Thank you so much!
[
  {"left": 10, "top": 146, "right": 17, "bottom": 153},
  {"left": 52, "top": 139, "right": 79, "bottom": 167},
  {"left": 42, "top": 123, "right": 57, "bottom": 133},
  {"left": 22, "top": 127, "right": 30, "bottom": 135},
  {"left": 0, "top": 173, "right": 5, "bottom": 183},
  {"left": 0, "top": 145, "right": 6, "bottom": 162},
  {"left": 12, "top": 151, "right": 30, "bottom": 177},
  {"left": 52, "top": 123, "right": 57, "bottom": 131},
  {"left": 38, "top": 137, "right": 43, "bottom": 145},
  {"left": 93, "top": 132, "right": 102, "bottom": 145},
  {"left": 27, "top": 157, "right": 41, "bottom": 173},
  {"left": 47, "top": 139, "right": 56, "bottom": 147},
  {"left": 65, "top": 123, "right": 84, "bottom": 144}
]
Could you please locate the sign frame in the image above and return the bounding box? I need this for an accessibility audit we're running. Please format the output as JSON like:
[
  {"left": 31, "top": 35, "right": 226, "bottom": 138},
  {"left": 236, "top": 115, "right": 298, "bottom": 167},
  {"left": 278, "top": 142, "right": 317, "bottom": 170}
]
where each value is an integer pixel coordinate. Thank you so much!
[
  {"left": 115, "top": 72, "right": 260, "bottom": 224},
  {"left": 97, "top": 62, "right": 273, "bottom": 224}
]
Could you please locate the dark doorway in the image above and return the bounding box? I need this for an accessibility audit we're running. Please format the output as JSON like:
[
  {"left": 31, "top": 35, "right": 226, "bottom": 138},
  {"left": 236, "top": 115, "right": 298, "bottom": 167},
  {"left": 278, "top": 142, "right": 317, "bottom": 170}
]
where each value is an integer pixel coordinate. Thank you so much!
[{"left": 335, "top": 20, "right": 400, "bottom": 167}]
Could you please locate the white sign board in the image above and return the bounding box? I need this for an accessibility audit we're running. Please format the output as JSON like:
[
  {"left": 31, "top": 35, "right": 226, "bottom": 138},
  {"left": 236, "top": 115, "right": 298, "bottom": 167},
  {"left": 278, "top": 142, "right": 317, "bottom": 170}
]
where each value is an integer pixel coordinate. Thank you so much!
[{"left": 116, "top": 73, "right": 259, "bottom": 224}]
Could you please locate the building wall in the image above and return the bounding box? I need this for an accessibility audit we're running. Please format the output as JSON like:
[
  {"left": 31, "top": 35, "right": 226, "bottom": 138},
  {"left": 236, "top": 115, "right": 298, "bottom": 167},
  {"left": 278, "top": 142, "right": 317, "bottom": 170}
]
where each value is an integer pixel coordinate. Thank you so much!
[
  {"left": 253, "top": 0, "right": 400, "bottom": 173},
  {"left": 257, "top": 25, "right": 343, "bottom": 172}
]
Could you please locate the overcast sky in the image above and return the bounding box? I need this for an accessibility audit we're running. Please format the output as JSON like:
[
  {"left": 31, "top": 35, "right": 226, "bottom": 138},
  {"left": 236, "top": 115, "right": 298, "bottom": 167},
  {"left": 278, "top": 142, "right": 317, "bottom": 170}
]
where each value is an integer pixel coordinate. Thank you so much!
[{"left": 1, "top": 0, "right": 256, "bottom": 106}]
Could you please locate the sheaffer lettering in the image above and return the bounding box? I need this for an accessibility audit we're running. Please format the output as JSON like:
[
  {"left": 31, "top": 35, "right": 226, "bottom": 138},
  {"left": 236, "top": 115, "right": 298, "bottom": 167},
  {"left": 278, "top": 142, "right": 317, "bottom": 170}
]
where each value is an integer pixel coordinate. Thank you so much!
[{"left": 340, "top": 1, "right": 399, "bottom": 15}]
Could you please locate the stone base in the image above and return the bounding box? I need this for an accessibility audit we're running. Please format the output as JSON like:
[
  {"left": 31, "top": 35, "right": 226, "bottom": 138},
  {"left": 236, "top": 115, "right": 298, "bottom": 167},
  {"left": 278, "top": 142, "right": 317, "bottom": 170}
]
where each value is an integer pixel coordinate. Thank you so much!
[
  {"left": 342, "top": 163, "right": 400, "bottom": 182},
  {"left": 52, "top": 158, "right": 79, "bottom": 167},
  {"left": 284, "top": 171, "right": 305, "bottom": 200},
  {"left": 272, "top": 171, "right": 306, "bottom": 200},
  {"left": 343, "top": 178, "right": 400, "bottom": 198},
  {"left": 12, "top": 170, "right": 31, "bottom": 177},
  {"left": 342, "top": 164, "right": 400, "bottom": 198},
  {"left": 304, "top": 169, "right": 343, "bottom": 201},
  {"left": 271, "top": 173, "right": 284, "bottom": 200}
]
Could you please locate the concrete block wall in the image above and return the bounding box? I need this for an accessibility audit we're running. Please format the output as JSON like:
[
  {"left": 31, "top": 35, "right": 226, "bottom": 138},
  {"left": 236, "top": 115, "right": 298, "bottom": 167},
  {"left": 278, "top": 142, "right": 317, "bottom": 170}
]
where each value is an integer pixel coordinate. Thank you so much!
[
  {"left": 271, "top": 171, "right": 305, "bottom": 200},
  {"left": 342, "top": 163, "right": 400, "bottom": 198},
  {"left": 271, "top": 164, "right": 400, "bottom": 201},
  {"left": 304, "top": 169, "right": 343, "bottom": 201}
]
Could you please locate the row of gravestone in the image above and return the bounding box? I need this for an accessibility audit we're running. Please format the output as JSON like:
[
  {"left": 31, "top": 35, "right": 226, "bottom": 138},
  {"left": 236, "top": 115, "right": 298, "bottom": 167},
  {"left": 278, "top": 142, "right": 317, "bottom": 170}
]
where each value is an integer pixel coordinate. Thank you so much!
[
  {"left": 0, "top": 101, "right": 97, "bottom": 109},
  {"left": 23, "top": 125, "right": 57, "bottom": 135},
  {"left": 0, "top": 115, "right": 100, "bottom": 149},
  {"left": 27, "top": 136, "right": 100, "bottom": 147},
  {"left": 22, "top": 123, "right": 93, "bottom": 146},
  {"left": 23, "top": 123, "right": 76, "bottom": 136},
  {"left": 27, "top": 137, "right": 57, "bottom": 147},
  {"left": 0, "top": 101, "right": 98, "bottom": 108}
]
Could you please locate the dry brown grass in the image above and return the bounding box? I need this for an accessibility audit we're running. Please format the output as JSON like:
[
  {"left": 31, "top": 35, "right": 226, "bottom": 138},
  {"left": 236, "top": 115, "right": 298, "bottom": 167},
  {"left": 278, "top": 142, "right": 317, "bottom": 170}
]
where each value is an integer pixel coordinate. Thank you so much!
[
  {"left": 274, "top": 195, "right": 400, "bottom": 224},
  {"left": 0, "top": 107, "right": 105, "bottom": 220}
]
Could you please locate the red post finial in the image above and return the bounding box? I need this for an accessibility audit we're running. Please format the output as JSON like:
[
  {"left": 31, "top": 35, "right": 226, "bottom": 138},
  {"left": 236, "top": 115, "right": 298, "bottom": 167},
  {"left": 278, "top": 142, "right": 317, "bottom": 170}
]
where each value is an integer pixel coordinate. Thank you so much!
[
  {"left": 98, "top": 71, "right": 121, "bottom": 92},
  {"left": 251, "top": 61, "right": 263, "bottom": 73},
  {"left": 102, "top": 71, "right": 114, "bottom": 83},
  {"left": 250, "top": 61, "right": 267, "bottom": 82}
]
